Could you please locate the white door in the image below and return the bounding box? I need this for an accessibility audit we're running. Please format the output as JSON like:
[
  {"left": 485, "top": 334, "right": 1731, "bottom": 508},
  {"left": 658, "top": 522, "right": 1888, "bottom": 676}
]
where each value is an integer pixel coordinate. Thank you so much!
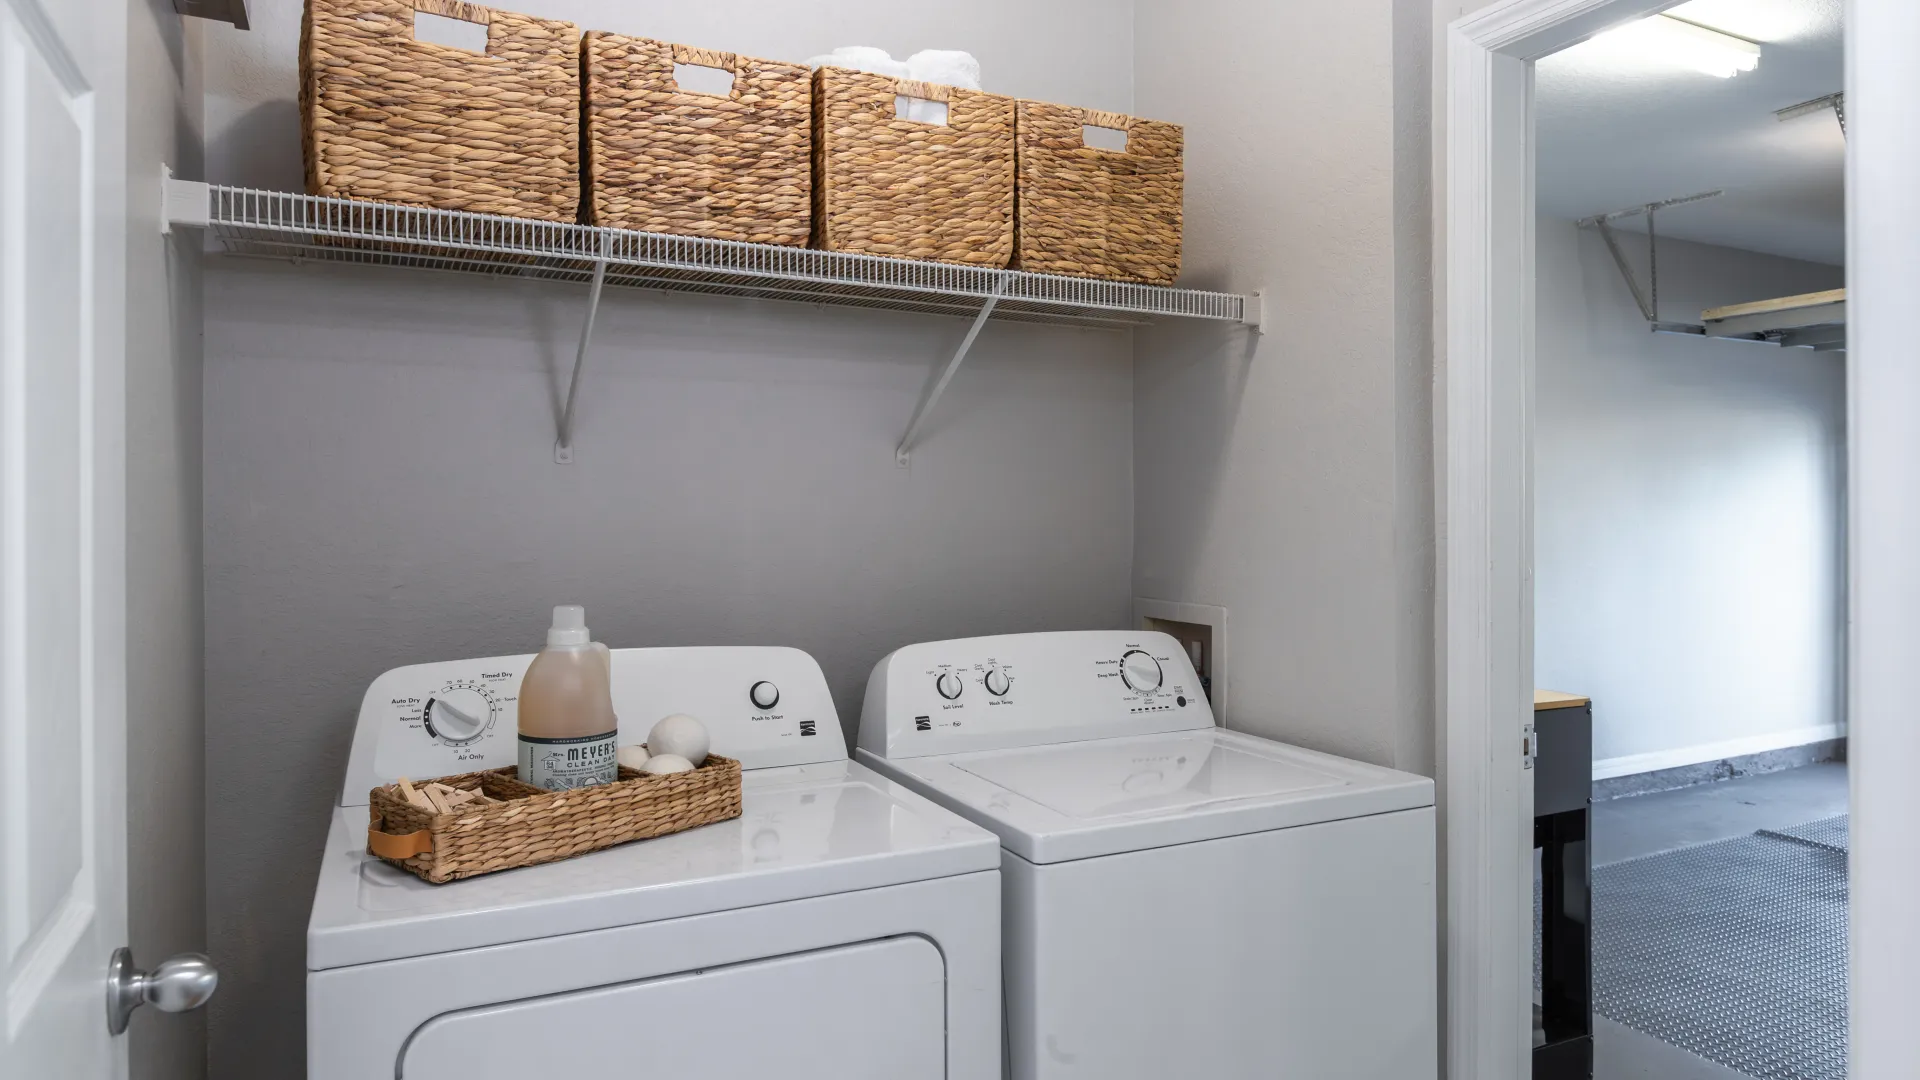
[{"left": 0, "top": 0, "right": 130, "bottom": 1074}]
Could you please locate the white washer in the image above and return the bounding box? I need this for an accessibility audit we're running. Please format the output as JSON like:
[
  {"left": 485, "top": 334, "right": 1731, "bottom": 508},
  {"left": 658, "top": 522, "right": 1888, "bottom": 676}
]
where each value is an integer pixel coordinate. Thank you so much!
[
  {"left": 308, "top": 646, "right": 1001, "bottom": 1080},
  {"left": 856, "top": 630, "right": 1438, "bottom": 1080}
]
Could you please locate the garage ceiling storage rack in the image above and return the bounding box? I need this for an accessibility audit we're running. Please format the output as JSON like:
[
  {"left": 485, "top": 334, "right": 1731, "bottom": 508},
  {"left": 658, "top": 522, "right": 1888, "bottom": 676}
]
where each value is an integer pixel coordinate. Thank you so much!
[
  {"left": 1701, "top": 289, "right": 1847, "bottom": 352},
  {"left": 163, "top": 177, "right": 1263, "bottom": 464},
  {"left": 1579, "top": 188, "right": 1846, "bottom": 356}
]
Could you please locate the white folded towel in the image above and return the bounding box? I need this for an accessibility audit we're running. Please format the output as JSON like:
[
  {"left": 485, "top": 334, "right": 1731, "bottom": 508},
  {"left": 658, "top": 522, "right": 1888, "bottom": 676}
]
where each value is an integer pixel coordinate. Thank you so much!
[
  {"left": 900, "top": 50, "right": 979, "bottom": 124},
  {"left": 805, "top": 46, "right": 909, "bottom": 79},
  {"left": 904, "top": 49, "right": 980, "bottom": 90},
  {"left": 808, "top": 46, "right": 982, "bottom": 126}
]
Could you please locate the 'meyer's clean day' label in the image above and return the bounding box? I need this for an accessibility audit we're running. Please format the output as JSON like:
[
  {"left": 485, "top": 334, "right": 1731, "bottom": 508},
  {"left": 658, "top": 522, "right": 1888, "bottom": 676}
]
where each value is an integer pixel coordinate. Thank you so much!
[{"left": 518, "top": 731, "right": 617, "bottom": 791}]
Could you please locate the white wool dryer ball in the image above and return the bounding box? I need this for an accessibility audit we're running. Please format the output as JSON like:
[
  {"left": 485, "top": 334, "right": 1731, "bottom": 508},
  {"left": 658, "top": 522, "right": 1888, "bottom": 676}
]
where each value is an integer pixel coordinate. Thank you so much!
[
  {"left": 647, "top": 713, "right": 710, "bottom": 766},
  {"left": 615, "top": 744, "right": 651, "bottom": 772},
  {"left": 639, "top": 753, "right": 694, "bottom": 776}
]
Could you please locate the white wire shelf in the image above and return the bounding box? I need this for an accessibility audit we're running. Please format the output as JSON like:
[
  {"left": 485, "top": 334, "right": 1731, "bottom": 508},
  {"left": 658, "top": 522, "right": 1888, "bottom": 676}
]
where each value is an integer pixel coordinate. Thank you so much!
[
  {"left": 163, "top": 176, "right": 1263, "bottom": 464},
  {"left": 183, "top": 184, "right": 1253, "bottom": 330}
]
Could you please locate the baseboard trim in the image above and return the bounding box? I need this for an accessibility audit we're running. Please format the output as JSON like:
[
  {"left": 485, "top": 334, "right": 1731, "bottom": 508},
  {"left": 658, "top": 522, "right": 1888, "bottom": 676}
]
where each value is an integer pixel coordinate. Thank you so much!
[
  {"left": 1592, "top": 724, "right": 1847, "bottom": 781},
  {"left": 1591, "top": 729, "right": 1847, "bottom": 801}
]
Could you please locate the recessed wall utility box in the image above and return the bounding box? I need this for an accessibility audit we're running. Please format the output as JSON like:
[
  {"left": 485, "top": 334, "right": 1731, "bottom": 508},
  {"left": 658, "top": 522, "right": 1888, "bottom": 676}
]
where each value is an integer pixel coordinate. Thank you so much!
[
  {"left": 1133, "top": 598, "right": 1228, "bottom": 715},
  {"left": 174, "top": 0, "right": 249, "bottom": 29}
]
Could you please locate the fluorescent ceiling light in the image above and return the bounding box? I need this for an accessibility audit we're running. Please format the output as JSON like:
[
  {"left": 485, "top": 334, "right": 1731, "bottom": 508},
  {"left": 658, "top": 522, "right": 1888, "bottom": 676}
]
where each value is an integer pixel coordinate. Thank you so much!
[{"left": 1592, "top": 14, "right": 1762, "bottom": 78}]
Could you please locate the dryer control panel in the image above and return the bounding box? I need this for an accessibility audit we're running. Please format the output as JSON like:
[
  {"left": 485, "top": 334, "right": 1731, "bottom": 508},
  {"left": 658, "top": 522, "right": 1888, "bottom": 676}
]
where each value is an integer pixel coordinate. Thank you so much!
[
  {"left": 340, "top": 646, "right": 844, "bottom": 805},
  {"left": 857, "top": 630, "right": 1215, "bottom": 760}
]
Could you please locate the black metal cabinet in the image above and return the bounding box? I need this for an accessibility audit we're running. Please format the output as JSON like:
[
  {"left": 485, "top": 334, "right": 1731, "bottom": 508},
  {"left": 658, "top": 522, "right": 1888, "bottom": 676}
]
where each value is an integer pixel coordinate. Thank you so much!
[{"left": 1534, "top": 694, "right": 1593, "bottom": 1080}]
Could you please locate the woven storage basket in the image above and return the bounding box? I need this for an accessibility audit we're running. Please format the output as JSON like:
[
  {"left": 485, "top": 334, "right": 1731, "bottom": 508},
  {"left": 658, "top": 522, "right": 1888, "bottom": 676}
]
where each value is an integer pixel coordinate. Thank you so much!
[
  {"left": 367, "top": 755, "right": 743, "bottom": 883},
  {"left": 300, "top": 0, "right": 580, "bottom": 222},
  {"left": 812, "top": 68, "right": 1016, "bottom": 266},
  {"left": 1014, "top": 102, "right": 1183, "bottom": 284},
  {"left": 581, "top": 34, "right": 811, "bottom": 242}
]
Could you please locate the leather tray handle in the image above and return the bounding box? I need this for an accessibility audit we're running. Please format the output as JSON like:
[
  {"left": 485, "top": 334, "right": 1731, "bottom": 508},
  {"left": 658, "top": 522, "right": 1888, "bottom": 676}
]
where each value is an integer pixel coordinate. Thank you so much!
[{"left": 368, "top": 827, "right": 434, "bottom": 859}]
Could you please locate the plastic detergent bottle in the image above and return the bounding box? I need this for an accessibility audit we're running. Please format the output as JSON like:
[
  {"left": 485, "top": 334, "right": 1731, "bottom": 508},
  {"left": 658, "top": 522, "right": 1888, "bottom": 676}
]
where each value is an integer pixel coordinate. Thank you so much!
[{"left": 517, "top": 605, "right": 619, "bottom": 791}]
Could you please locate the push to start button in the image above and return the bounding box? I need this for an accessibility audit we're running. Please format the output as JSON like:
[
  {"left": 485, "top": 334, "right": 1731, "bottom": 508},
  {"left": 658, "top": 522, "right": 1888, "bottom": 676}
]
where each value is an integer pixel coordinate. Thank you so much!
[{"left": 749, "top": 681, "right": 780, "bottom": 710}]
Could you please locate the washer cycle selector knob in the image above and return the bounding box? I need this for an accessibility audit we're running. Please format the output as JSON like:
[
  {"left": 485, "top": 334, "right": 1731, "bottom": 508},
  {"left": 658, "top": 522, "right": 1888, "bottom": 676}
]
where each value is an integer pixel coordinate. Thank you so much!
[
  {"left": 1120, "top": 650, "right": 1164, "bottom": 692},
  {"left": 984, "top": 668, "right": 1010, "bottom": 696},
  {"left": 749, "top": 680, "right": 780, "bottom": 710},
  {"left": 935, "top": 672, "right": 965, "bottom": 700}
]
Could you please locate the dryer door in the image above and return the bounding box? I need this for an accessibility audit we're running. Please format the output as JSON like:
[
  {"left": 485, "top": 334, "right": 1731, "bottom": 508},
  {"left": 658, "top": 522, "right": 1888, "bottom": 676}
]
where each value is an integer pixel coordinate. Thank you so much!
[{"left": 400, "top": 936, "right": 945, "bottom": 1079}]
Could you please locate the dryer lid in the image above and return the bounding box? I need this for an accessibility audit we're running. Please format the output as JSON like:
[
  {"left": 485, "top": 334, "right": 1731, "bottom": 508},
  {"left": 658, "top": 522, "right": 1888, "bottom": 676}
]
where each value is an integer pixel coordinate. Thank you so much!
[{"left": 865, "top": 729, "right": 1434, "bottom": 864}]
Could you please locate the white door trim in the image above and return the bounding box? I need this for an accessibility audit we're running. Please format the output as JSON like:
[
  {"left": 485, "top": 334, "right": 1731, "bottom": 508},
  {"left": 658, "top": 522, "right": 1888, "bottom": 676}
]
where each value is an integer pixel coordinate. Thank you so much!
[
  {"left": 1446, "top": 1, "right": 1920, "bottom": 1077},
  {"left": 1439, "top": 2, "right": 1689, "bottom": 1077},
  {"left": 1844, "top": 3, "right": 1920, "bottom": 1076}
]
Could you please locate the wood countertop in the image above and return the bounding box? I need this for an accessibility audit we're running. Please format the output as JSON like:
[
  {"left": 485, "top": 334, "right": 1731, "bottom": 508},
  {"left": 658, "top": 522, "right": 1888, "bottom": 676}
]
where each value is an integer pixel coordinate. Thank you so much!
[{"left": 1534, "top": 689, "right": 1590, "bottom": 711}]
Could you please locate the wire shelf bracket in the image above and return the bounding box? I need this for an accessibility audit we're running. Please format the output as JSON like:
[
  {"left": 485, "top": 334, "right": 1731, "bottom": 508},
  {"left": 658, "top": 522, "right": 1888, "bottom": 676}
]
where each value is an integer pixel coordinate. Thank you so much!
[
  {"left": 554, "top": 232, "right": 612, "bottom": 464},
  {"left": 163, "top": 172, "right": 1264, "bottom": 462},
  {"left": 896, "top": 272, "right": 1012, "bottom": 467}
]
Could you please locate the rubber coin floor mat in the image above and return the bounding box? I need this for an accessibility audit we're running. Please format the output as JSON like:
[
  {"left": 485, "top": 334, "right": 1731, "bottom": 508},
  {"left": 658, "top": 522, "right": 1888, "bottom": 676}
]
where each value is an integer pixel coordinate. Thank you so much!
[
  {"left": 1759, "top": 813, "right": 1849, "bottom": 855},
  {"left": 1591, "top": 824, "right": 1848, "bottom": 1080}
]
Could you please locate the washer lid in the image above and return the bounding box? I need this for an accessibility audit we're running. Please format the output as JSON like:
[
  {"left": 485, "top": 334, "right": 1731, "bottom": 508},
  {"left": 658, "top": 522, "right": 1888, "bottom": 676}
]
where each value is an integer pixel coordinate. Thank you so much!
[
  {"left": 953, "top": 736, "right": 1348, "bottom": 819},
  {"left": 307, "top": 759, "right": 999, "bottom": 970},
  {"left": 860, "top": 729, "right": 1434, "bottom": 864}
]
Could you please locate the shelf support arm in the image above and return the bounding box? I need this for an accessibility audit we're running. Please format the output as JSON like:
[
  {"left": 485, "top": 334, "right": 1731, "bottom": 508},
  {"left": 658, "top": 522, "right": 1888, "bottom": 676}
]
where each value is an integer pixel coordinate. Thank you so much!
[
  {"left": 554, "top": 232, "right": 612, "bottom": 464},
  {"left": 1594, "top": 217, "right": 1656, "bottom": 324},
  {"left": 895, "top": 272, "right": 1014, "bottom": 467},
  {"left": 1582, "top": 190, "right": 1722, "bottom": 334}
]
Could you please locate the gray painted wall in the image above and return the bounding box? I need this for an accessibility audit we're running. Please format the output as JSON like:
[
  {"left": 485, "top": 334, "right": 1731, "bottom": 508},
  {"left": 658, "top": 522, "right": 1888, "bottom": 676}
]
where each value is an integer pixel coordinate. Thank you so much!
[
  {"left": 125, "top": 2, "right": 206, "bottom": 1077},
  {"left": 1130, "top": 0, "right": 1436, "bottom": 774},
  {"left": 196, "top": 3, "right": 1137, "bottom": 1076},
  {"left": 1533, "top": 218, "right": 1846, "bottom": 770}
]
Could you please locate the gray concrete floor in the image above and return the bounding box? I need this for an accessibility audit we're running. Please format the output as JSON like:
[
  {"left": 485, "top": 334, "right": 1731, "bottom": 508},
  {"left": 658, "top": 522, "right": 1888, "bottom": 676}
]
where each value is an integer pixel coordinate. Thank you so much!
[
  {"left": 1588, "top": 761, "right": 1849, "bottom": 1080},
  {"left": 1593, "top": 761, "right": 1849, "bottom": 866}
]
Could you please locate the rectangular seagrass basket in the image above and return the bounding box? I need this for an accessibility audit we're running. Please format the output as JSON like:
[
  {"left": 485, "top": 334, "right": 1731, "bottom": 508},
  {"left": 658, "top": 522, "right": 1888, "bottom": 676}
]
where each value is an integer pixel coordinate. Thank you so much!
[
  {"left": 367, "top": 755, "right": 742, "bottom": 883},
  {"left": 300, "top": 0, "right": 581, "bottom": 222},
  {"left": 1014, "top": 102, "right": 1183, "bottom": 284},
  {"left": 581, "top": 34, "right": 811, "bottom": 242},
  {"left": 812, "top": 68, "right": 1016, "bottom": 266}
]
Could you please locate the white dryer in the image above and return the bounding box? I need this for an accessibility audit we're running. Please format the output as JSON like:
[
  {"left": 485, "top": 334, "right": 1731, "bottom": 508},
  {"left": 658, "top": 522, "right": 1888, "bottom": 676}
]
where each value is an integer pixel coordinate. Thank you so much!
[
  {"left": 308, "top": 646, "right": 1001, "bottom": 1080},
  {"left": 856, "top": 630, "right": 1438, "bottom": 1080}
]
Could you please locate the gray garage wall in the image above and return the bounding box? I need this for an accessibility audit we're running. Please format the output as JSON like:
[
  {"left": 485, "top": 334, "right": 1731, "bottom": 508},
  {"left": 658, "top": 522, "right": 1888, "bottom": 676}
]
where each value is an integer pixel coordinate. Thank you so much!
[
  {"left": 196, "top": 3, "right": 1136, "bottom": 1076},
  {"left": 1533, "top": 217, "right": 1846, "bottom": 775}
]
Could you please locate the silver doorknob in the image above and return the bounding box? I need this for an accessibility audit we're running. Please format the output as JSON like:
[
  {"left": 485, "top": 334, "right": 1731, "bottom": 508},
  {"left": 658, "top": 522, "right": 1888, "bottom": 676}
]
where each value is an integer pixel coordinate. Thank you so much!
[{"left": 106, "top": 947, "right": 217, "bottom": 1035}]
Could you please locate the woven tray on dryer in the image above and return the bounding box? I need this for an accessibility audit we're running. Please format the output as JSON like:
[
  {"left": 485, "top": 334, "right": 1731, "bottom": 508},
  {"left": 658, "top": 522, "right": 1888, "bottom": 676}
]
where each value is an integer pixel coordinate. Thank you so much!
[{"left": 366, "top": 754, "right": 743, "bottom": 883}]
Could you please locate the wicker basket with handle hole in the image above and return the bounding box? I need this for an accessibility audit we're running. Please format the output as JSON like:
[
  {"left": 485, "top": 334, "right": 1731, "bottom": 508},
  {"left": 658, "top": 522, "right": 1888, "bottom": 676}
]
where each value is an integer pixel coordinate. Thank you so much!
[
  {"left": 1014, "top": 102, "right": 1183, "bottom": 284},
  {"left": 812, "top": 68, "right": 1016, "bottom": 266},
  {"left": 367, "top": 755, "right": 743, "bottom": 883},
  {"left": 581, "top": 34, "right": 812, "bottom": 243},
  {"left": 300, "top": 0, "right": 581, "bottom": 222}
]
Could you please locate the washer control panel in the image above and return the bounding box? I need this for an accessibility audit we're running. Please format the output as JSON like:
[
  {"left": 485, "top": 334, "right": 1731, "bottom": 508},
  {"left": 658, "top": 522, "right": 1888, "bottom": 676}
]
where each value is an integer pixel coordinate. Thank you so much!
[
  {"left": 858, "top": 630, "right": 1214, "bottom": 760},
  {"left": 341, "top": 646, "right": 844, "bottom": 805}
]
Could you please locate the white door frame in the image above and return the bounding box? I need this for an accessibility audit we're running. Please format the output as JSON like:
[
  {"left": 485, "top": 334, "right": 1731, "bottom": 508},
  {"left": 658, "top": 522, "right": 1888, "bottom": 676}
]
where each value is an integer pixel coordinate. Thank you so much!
[
  {"left": 1840, "top": 3, "right": 1920, "bottom": 1077},
  {"left": 1441, "top": 1, "right": 1917, "bottom": 1077}
]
